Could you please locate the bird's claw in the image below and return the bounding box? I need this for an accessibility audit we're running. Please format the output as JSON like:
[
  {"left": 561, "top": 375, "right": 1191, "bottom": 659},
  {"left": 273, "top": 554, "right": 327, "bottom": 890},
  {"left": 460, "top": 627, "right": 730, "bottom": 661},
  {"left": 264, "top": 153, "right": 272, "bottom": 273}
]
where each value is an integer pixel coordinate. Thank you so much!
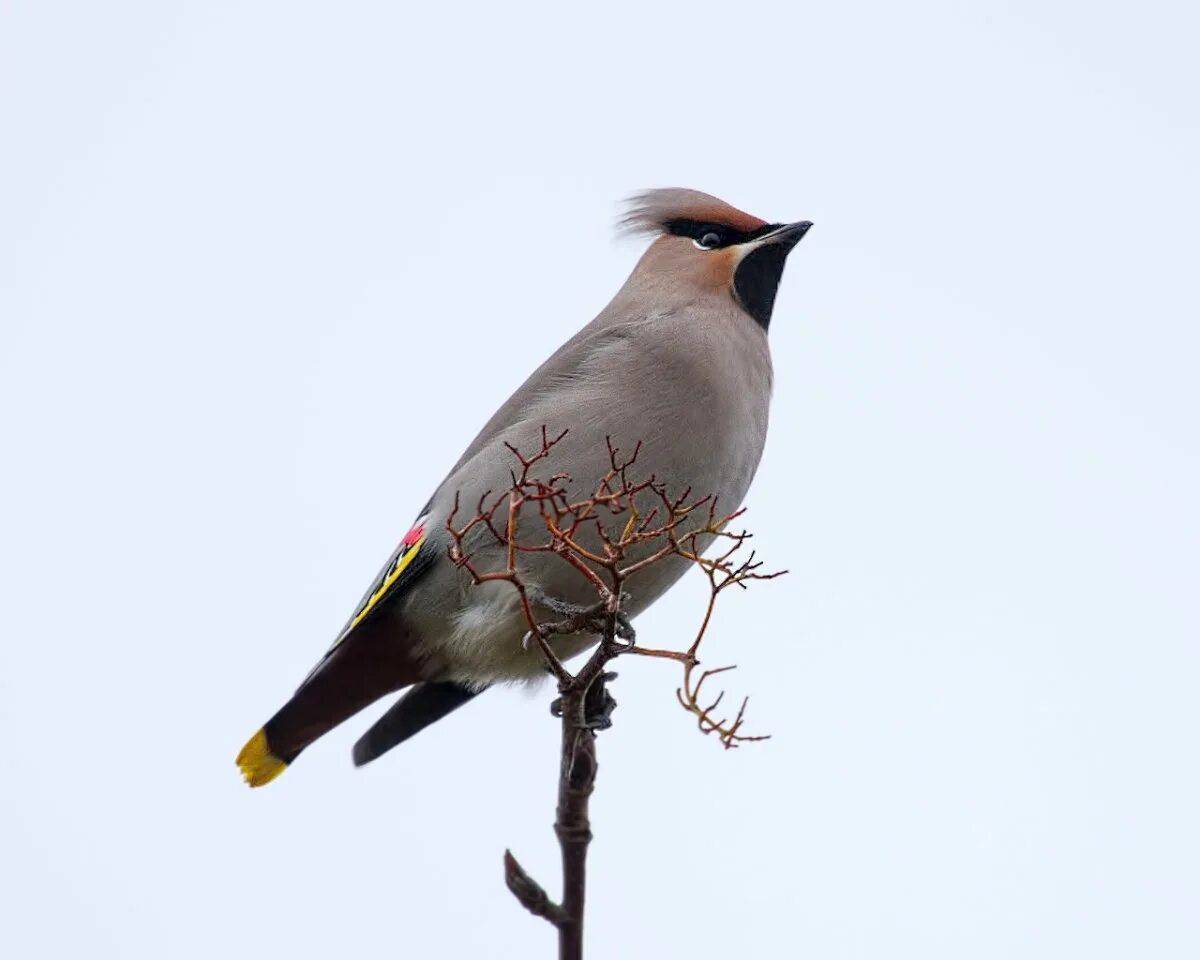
[
  {"left": 583, "top": 671, "right": 618, "bottom": 730},
  {"left": 550, "top": 671, "right": 618, "bottom": 729}
]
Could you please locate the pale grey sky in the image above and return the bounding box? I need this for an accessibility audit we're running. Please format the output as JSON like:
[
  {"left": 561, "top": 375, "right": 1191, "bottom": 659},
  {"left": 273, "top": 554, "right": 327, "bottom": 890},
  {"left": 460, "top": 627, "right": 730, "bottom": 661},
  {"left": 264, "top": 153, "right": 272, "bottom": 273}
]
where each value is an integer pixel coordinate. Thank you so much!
[{"left": 2, "top": 2, "right": 1197, "bottom": 957}]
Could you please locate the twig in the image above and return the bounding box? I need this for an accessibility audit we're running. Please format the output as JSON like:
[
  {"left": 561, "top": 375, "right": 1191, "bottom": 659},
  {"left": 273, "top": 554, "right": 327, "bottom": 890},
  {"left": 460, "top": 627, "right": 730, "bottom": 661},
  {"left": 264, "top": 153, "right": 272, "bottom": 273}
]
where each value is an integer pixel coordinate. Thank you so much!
[{"left": 446, "top": 430, "right": 782, "bottom": 958}]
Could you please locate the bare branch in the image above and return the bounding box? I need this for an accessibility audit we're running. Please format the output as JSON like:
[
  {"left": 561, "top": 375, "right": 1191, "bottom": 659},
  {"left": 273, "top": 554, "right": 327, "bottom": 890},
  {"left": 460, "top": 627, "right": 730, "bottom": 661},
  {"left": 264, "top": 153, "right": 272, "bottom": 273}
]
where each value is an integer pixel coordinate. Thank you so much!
[{"left": 447, "top": 430, "right": 783, "bottom": 956}]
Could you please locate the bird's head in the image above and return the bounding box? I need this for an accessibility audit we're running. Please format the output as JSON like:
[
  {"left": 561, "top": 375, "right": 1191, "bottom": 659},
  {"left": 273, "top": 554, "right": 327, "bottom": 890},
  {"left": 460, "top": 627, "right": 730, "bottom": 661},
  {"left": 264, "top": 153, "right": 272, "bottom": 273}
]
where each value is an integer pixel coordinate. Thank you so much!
[{"left": 620, "top": 188, "right": 811, "bottom": 330}]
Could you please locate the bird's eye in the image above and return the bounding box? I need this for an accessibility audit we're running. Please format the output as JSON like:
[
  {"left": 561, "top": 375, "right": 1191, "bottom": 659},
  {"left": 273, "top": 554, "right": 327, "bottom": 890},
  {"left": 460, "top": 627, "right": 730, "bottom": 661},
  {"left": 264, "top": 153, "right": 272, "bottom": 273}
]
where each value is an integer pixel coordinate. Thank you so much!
[{"left": 693, "top": 231, "right": 723, "bottom": 250}]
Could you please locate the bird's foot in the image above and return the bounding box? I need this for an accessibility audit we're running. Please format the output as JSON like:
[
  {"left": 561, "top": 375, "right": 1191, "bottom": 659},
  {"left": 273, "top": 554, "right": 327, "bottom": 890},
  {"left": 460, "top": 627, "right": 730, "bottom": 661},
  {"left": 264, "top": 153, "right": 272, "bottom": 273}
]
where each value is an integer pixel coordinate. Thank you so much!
[
  {"left": 612, "top": 611, "right": 636, "bottom": 647},
  {"left": 583, "top": 671, "right": 618, "bottom": 730},
  {"left": 525, "top": 586, "right": 595, "bottom": 619},
  {"left": 549, "top": 671, "right": 618, "bottom": 731},
  {"left": 523, "top": 587, "right": 636, "bottom": 647}
]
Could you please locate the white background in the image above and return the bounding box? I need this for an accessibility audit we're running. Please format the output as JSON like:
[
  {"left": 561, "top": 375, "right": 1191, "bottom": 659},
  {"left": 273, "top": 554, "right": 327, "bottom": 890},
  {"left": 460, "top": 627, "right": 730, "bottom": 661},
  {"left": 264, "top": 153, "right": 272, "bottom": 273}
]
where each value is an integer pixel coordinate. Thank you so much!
[{"left": 2, "top": 2, "right": 1197, "bottom": 957}]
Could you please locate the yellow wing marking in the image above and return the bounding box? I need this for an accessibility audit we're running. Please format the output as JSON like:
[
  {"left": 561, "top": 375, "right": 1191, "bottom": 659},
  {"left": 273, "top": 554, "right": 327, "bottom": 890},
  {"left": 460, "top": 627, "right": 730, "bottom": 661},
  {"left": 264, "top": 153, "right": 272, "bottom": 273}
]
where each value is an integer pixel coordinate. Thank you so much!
[{"left": 334, "top": 532, "right": 427, "bottom": 647}]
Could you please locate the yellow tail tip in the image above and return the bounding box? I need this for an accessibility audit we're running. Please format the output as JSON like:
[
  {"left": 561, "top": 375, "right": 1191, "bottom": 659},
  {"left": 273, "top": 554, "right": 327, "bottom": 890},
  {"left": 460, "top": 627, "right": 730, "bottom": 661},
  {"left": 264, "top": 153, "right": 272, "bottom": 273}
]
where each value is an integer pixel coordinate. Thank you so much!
[{"left": 236, "top": 728, "right": 287, "bottom": 787}]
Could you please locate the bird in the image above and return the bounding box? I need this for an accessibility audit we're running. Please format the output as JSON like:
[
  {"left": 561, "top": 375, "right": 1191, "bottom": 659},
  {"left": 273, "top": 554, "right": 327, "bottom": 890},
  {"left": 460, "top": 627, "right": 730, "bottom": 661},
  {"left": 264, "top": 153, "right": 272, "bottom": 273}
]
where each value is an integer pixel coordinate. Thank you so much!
[{"left": 236, "top": 188, "right": 811, "bottom": 786}]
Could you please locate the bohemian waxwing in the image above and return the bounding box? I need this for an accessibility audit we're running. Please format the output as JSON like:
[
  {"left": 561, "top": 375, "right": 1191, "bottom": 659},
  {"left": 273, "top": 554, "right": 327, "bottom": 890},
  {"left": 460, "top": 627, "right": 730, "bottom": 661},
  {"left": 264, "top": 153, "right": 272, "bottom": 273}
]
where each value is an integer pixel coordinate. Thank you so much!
[{"left": 237, "top": 189, "right": 811, "bottom": 786}]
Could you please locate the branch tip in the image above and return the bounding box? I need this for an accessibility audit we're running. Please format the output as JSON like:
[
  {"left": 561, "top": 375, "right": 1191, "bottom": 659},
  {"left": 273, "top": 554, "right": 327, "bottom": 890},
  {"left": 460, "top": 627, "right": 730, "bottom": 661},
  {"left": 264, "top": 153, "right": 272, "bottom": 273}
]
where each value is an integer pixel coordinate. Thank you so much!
[{"left": 504, "top": 849, "right": 566, "bottom": 927}]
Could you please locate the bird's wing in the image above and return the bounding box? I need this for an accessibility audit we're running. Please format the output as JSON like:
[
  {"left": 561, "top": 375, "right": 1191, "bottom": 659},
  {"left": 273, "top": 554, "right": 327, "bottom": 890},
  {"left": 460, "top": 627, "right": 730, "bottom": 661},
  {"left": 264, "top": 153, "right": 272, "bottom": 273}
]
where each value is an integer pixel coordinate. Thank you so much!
[
  {"left": 445, "top": 315, "right": 645, "bottom": 474},
  {"left": 299, "top": 509, "right": 436, "bottom": 687},
  {"left": 303, "top": 315, "right": 651, "bottom": 689},
  {"left": 352, "top": 681, "right": 483, "bottom": 766}
]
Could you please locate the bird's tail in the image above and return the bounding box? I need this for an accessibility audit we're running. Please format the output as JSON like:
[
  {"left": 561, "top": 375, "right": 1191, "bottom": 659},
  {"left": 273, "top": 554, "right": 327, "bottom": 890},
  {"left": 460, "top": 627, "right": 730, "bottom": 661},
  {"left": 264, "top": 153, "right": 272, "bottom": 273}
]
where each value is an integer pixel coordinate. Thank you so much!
[{"left": 237, "top": 616, "right": 419, "bottom": 787}]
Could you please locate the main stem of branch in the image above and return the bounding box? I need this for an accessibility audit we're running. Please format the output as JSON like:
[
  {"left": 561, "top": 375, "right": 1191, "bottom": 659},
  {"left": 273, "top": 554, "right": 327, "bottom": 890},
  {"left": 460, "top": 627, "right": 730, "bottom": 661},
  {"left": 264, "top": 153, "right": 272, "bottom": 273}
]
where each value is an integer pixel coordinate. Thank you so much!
[
  {"left": 555, "top": 681, "right": 595, "bottom": 960},
  {"left": 505, "top": 659, "right": 611, "bottom": 959}
]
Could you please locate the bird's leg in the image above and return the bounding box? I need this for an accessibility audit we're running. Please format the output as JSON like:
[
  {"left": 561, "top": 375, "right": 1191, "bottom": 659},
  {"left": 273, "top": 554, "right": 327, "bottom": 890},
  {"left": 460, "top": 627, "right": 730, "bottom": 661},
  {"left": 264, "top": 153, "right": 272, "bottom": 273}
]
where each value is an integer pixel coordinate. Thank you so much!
[
  {"left": 531, "top": 585, "right": 632, "bottom": 721},
  {"left": 524, "top": 585, "right": 597, "bottom": 620},
  {"left": 523, "top": 586, "right": 637, "bottom": 648}
]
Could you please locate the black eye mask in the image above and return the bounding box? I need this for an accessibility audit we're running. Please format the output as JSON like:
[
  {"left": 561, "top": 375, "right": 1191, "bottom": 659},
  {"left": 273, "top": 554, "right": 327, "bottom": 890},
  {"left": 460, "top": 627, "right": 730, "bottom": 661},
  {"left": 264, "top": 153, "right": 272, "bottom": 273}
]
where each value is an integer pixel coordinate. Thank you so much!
[{"left": 661, "top": 219, "right": 782, "bottom": 249}]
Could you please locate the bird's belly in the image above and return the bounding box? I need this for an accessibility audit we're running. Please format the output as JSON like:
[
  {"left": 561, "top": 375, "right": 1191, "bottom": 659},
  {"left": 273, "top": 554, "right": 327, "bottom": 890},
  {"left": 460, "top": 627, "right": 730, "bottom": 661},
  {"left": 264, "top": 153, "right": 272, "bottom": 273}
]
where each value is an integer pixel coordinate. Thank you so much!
[
  {"left": 406, "top": 571, "right": 601, "bottom": 686},
  {"left": 403, "top": 502, "right": 727, "bottom": 687}
]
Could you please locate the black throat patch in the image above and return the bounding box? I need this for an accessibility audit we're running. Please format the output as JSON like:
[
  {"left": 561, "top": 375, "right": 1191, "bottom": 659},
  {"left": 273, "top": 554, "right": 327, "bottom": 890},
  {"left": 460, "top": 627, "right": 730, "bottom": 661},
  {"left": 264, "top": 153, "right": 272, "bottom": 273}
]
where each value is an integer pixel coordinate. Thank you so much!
[{"left": 733, "top": 243, "right": 790, "bottom": 330}]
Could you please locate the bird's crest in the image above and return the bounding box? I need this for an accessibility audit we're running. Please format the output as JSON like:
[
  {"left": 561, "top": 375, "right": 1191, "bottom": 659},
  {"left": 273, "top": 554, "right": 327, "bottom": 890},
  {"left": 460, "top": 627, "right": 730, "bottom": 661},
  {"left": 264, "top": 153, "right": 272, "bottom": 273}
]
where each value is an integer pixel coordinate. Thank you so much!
[{"left": 619, "top": 188, "right": 766, "bottom": 237}]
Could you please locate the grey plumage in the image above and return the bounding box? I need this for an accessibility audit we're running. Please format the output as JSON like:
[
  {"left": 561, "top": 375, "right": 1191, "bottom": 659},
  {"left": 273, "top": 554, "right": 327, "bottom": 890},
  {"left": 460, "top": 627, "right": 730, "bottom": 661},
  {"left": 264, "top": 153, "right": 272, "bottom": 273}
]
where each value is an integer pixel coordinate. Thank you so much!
[{"left": 238, "top": 188, "right": 811, "bottom": 783}]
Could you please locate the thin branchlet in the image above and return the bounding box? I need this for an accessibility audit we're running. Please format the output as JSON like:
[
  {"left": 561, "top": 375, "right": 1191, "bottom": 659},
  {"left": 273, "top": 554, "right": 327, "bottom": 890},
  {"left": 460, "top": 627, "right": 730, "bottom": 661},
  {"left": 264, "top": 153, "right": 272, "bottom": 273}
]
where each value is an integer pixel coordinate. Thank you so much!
[{"left": 446, "top": 430, "right": 783, "bottom": 955}]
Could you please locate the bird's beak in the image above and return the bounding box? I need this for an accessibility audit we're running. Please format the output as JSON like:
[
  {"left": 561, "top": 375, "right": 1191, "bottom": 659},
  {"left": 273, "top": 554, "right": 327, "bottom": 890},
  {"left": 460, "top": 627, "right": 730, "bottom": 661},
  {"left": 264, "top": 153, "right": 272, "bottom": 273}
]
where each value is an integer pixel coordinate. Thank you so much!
[{"left": 757, "top": 220, "right": 813, "bottom": 251}]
